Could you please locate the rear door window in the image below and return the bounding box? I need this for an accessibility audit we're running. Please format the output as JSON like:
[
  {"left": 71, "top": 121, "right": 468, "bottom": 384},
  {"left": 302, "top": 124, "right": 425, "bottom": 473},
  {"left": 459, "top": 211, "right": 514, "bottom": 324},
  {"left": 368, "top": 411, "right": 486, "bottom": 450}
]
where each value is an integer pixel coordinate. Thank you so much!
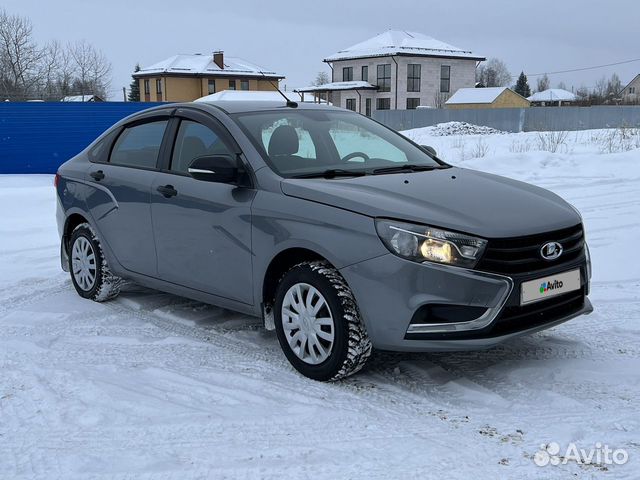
[{"left": 110, "top": 120, "right": 168, "bottom": 169}]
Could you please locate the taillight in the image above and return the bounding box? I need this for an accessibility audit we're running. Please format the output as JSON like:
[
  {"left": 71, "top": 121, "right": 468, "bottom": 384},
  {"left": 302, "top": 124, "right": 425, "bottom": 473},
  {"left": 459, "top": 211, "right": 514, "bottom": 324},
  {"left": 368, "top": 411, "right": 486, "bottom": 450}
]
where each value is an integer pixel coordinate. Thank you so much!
[{"left": 54, "top": 173, "right": 60, "bottom": 188}]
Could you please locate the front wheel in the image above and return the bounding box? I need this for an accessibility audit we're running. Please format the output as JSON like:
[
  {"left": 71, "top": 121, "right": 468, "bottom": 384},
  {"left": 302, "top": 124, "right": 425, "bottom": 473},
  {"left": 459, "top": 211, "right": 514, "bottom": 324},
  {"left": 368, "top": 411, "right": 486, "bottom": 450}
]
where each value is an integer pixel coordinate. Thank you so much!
[
  {"left": 68, "top": 223, "right": 122, "bottom": 302},
  {"left": 274, "top": 261, "right": 372, "bottom": 381}
]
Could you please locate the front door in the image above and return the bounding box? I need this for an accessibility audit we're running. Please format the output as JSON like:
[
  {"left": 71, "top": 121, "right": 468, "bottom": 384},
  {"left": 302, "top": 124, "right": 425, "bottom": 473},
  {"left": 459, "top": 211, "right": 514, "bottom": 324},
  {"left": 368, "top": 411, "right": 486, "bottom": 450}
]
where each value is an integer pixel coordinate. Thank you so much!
[{"left": 150, "top": 111, "right": 255, "bottom": 304}]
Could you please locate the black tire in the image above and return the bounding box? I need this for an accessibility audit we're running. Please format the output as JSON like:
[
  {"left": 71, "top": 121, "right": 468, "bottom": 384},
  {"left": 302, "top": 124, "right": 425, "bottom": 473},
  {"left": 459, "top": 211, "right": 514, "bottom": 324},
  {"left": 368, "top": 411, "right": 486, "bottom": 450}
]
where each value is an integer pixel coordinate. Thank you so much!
[
  {"left": 68, "top": 223, "right": 122, "bottom": 302},
  {"left": 274, "top": 261, "right": 372, "bottom": 381}
]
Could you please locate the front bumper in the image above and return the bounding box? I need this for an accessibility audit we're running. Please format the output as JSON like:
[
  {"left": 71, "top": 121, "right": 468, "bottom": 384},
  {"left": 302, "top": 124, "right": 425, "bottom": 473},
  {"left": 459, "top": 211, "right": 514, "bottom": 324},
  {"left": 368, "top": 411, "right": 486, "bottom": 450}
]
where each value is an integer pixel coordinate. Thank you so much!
[{"left": 339, "top": 253, "right": 592, "bottom": 352}]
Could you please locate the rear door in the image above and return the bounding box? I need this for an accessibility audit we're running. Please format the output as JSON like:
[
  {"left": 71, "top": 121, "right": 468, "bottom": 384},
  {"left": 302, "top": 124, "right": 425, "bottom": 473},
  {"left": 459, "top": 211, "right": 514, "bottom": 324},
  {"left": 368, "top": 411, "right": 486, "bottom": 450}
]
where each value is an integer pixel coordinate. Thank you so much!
[
  {"left": 150, "top": 109, "right": 256, "bottom": 304},
  {"left": 86, "top": 116, "right": 171, "bottom": 276}
]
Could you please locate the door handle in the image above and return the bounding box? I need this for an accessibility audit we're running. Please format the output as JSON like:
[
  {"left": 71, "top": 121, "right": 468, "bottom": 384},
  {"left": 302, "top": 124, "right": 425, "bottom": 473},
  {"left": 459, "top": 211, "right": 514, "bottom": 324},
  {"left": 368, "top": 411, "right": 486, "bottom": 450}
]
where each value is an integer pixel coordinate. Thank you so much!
[
  {"left": 157, "top": 184, "right": 178, "bottom": 198},
  {"left": 90, "top": 170, "right": 105, "bottom": 181}
]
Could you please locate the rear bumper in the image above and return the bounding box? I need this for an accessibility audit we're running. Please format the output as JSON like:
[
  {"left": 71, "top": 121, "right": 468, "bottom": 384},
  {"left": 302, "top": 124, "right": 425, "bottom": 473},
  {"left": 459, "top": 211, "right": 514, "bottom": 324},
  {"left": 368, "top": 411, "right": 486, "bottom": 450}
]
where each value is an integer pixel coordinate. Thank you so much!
[{"left": 339, "top": 253, "right": 591, "bottom": 352}]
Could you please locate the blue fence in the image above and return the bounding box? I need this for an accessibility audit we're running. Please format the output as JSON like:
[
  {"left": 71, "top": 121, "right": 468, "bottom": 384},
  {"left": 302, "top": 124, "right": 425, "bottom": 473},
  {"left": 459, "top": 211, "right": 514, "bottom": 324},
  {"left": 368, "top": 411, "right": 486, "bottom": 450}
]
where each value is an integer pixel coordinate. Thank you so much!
[{"left": 0, "top": 102, "right": 165, "bottom": 174}]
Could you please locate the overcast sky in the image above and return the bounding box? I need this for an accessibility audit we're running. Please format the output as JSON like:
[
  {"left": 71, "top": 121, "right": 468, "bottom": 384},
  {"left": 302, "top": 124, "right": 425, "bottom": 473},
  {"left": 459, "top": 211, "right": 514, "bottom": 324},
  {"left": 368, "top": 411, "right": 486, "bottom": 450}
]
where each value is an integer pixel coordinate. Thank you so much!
[{"left": 5, "top": 0, "right": 639, "bottom": 99}]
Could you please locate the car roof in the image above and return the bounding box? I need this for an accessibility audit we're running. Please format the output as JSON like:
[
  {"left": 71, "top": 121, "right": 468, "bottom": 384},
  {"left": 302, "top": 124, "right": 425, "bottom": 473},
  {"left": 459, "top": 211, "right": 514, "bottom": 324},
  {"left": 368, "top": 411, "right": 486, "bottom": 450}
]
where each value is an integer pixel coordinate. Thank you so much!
[{"left": 183, "top": 100, "right": 343, "bottom": 115}]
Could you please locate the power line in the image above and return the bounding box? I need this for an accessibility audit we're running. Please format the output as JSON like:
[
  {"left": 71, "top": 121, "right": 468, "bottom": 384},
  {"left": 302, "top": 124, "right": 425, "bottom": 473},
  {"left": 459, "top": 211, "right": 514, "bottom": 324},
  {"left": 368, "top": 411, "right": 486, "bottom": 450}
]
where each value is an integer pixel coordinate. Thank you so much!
[{"left": 523, "top": 58, "right": 640, "bottom": 78}]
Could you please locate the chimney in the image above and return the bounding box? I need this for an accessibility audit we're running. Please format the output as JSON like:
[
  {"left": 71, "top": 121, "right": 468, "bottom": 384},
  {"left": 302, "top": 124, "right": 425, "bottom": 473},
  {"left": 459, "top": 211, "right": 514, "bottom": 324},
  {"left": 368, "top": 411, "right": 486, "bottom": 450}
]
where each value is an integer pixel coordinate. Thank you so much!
[{"left": 213, "top": 51, "right": 224, "bottom": 69}]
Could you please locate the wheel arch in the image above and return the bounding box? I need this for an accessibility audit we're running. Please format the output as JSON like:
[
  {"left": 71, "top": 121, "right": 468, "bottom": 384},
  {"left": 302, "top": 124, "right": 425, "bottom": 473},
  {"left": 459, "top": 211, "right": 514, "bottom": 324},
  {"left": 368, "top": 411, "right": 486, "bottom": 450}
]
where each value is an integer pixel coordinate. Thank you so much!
[{"left": 62, "top": 212, "right": 91, "bottom": 254}]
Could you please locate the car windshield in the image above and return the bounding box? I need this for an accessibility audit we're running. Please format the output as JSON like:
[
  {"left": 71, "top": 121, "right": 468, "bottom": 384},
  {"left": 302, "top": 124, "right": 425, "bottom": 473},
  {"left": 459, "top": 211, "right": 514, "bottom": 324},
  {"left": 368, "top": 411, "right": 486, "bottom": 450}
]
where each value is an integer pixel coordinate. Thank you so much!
[{"left": 233, "top": 109, "right": 443, "bottom": 177}]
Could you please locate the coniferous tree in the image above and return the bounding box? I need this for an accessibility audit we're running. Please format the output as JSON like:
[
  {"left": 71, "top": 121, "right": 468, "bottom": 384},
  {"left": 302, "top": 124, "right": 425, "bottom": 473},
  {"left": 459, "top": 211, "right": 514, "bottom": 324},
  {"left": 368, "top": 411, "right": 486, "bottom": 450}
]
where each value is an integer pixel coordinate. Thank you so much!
[
  {"left": 128, "top": 64, "right": 141, "bottom": 101},
  {"left": 515, "top": 71, "right": 531, "bottom": 98}
]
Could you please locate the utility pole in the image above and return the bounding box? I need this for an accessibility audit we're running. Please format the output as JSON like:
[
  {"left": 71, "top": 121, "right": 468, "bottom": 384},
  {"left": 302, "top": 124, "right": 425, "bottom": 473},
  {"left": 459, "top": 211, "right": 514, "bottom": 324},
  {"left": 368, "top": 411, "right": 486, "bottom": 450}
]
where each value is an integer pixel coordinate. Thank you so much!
[{"left": 122, "top": 87, "right": 127, "bottom": 101}]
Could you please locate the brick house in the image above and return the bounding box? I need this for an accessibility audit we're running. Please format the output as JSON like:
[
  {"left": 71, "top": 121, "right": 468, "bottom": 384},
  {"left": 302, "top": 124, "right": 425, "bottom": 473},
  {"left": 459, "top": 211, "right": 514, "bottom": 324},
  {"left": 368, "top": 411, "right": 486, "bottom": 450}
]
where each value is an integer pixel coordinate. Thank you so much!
[
  {"left": 298, "top": 30, "right": 485, "bottom": 114},
  {"left": 133, "top": 51, "right": 284, "bottom": 102}
]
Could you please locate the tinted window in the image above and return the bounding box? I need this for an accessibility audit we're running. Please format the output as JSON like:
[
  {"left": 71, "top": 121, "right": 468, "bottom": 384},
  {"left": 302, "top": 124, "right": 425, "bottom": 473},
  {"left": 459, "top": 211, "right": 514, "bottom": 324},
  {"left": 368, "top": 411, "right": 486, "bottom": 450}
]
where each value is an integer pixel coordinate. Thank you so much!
[
  {"left": 171, "top": 120, "right": 233, "bottom": 173},
  {"left": 110, "top": 121, "right": 168, "bottom": 169}
]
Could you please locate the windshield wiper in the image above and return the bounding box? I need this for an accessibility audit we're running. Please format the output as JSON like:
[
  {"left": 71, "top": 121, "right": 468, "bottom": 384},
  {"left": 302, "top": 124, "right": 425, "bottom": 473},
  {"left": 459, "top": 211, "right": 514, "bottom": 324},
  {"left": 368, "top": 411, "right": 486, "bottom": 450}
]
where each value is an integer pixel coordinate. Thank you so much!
[
  {"left": 290, "top": 169, "right": 368, "bottom": 179},
  {"left": 372, "top": 164, "right": 449, "bottom": 175}
]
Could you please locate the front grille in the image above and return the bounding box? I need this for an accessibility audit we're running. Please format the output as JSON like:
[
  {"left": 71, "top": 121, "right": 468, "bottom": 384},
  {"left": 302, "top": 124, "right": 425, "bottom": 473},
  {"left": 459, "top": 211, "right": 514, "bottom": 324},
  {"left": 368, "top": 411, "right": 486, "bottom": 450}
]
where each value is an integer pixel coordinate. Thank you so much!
[
  {"left": 490, "top": 288, "right": 585, "bottom": 337},
  {"left": 476, "top": 224, "right": 584, "bottom": 275}
]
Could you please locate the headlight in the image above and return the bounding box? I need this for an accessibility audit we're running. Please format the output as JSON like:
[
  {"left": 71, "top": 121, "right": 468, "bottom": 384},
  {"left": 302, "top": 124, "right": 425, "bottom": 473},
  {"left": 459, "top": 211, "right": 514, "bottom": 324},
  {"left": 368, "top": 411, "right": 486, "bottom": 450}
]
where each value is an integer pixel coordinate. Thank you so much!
[{"left": 375, "top": 219, "right": 487, "bottom": 268}]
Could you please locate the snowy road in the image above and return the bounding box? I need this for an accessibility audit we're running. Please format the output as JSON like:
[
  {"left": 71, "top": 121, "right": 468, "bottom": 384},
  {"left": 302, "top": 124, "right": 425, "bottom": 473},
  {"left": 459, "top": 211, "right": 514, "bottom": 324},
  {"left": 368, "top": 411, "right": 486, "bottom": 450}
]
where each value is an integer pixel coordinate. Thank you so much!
[{"left": 1, "top": 128, "right": 639, "bottom": 479}]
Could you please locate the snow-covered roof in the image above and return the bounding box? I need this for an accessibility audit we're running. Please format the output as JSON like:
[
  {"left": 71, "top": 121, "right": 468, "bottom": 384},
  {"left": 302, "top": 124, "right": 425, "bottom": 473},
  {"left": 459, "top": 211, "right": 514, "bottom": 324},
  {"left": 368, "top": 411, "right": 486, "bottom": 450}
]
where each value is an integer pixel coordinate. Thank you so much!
[
  {"left": 295, "top": 81, "right": 378, "bottom": 93},
  {"left": 324, "top": 30, "right": 484, "bottom": 62},
  {"left": 445, "top": 87, "right": 511, "bottom": 105},
  {"left": 134, "top": 54, "right": 284, "bottom": 79},
  {"left": 60, "top": 95, "right": 102, "bottom": 102},
  {"left": 528, "top": 89, "right": 577, "bottom": 102},
  {"left": 195, "top": 90, "right": 302, "bottom": 103}
]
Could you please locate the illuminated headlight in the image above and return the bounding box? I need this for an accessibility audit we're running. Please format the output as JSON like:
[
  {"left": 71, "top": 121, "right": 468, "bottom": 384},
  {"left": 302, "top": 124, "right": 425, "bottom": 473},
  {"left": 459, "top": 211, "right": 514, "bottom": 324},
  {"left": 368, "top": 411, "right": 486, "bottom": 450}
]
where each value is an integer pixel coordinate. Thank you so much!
[{"left": 375, "top": 219, "right": 487, "bottom": 268}]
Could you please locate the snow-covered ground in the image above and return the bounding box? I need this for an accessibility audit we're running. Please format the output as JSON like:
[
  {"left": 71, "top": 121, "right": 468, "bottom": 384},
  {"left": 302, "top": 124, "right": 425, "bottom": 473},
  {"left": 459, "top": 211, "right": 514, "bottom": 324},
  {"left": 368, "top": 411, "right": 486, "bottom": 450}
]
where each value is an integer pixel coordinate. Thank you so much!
[{"left": 1, "top": 125, "right": 639, "bottom": 479}]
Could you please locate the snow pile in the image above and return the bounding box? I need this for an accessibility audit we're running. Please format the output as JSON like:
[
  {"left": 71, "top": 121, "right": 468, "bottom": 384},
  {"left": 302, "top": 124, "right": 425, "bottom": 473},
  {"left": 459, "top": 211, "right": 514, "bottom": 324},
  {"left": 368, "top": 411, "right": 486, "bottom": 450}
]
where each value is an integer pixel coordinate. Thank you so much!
[{"left": 412, "top": 121, "right": 505, "bottom": 136}]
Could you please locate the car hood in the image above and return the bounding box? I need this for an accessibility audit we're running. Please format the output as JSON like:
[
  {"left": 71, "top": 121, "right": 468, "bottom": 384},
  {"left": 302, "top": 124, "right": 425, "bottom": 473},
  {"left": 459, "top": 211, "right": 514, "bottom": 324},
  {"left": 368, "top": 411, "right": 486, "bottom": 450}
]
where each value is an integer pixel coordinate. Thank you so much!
[{"left": 280, "top": 167, "right": 581, "bottom": 238}]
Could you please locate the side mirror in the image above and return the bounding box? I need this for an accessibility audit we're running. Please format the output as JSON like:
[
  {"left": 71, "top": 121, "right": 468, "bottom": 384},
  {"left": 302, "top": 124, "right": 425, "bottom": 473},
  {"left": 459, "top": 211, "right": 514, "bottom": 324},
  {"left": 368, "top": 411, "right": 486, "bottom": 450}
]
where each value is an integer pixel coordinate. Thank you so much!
[
  {"left": 188, "top": 155, "right": 241, "bottom": 184},
  {"left": 421, "top": 145, "right": 437, "bottom": 157}
]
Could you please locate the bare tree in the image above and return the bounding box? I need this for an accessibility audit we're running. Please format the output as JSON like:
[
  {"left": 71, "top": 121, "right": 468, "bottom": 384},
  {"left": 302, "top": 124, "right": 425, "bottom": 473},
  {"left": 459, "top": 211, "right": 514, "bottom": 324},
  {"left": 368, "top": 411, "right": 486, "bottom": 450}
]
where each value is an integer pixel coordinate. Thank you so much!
[
  {"left": 607, "top": 73, "right": 622, "bottom": 97},
  {"left": 313, "top": 71, "right": 330, "bottom": 86},
  {"left": 0, "top": 8, "right": 46, "bottom": 99},
  {"left": 536, "top": 74, "right": 550, "bottom": 92},
  {"left": 433, "top": 91, "right": 449, "bottom": 109},
  {"left": 38, "top": 40, "right": 63, "bottom": 100},
  {"left": 68, "top": 40, "right": 111, "bottom": 99},
  {"left": 476, "top": 58, "right": 511, "bottom": 87}
]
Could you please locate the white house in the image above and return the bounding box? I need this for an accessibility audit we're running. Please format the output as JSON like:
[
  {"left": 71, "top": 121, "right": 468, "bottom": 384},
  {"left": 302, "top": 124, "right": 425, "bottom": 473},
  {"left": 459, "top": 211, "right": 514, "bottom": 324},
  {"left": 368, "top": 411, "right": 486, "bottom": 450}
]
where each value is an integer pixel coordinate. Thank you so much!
[
  {"left": 298, "top": 30, "right": 485, "bottom": 114},
  {"left": 621, "top": 74, "right": 640, "bottom": 103},
  {"left": 527, "top": 89, "right": 577, "bottom": 106}
]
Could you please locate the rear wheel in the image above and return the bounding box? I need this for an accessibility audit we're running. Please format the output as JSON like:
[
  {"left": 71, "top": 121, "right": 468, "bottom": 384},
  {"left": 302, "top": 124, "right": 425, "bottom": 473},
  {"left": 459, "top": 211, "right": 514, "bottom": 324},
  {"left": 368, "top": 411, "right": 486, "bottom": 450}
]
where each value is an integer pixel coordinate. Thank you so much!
[
  {"left": 274, "top": 261, "right": 372, "bottom": 381},
  {"left": 68, "top": 223, "right": 122, "bottom": 302}
]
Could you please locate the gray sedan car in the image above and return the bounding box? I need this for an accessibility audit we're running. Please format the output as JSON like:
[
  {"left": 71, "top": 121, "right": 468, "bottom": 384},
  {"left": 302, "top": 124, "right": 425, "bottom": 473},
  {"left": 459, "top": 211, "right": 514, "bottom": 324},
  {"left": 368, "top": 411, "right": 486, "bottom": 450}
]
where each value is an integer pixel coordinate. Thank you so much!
[{"left": 55, "top": 100, "right": 592, "bottom": 381}]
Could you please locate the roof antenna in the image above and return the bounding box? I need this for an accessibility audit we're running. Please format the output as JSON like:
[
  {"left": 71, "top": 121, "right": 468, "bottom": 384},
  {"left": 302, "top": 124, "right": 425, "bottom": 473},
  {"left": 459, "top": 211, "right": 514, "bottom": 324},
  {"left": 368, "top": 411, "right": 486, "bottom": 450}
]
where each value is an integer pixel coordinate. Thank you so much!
[{"left": 260, "top": 71, "right": 298, "bottom": 108}]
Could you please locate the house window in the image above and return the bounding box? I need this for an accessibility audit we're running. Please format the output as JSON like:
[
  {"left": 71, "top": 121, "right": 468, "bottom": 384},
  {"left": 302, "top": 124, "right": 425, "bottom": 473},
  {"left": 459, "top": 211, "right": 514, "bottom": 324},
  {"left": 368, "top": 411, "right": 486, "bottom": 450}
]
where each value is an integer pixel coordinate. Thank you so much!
[
  {"left": 376, "top": 98, "right": 390, "bottom": 110},
  {"left": 156, "top": 79, "right": 162, "bottom": 94},
  {"left": 377, "top": 64, "right": 391, "bottom": 92},
  {"left": 362, "top": 65, "right": 368, "bottom": 82},
  {"left": 343, "top": 67, "right": 353, "bottom": 82},
  {"left": 229, "top": 80, "right": 236, "bottom": 90},
  {"left": 240, "top": 79, "right": 249, "bottom": 90},
  {"left": 407, "top": 64, "right": 421, "bottom": 92},
  {"left": 207, "top": 79, "right": 216, "bottom": 95},
  {"left": 406, "top": 98, "right": 420, "bottom": 109},
  {"left": 345, "top": 98, "right": 356, "bottom": 111},
  {"left": 440, "top": 65, "right": 451, "bottom": 93},
  {"left": 630, "top": 87, "right": 636, "bottom": 94},
  {"left": 144, "top": 79, "right": 150, "bottom": 95},
  {"left": 365, "top": 98, "right": 371, "bottom": 117}
]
